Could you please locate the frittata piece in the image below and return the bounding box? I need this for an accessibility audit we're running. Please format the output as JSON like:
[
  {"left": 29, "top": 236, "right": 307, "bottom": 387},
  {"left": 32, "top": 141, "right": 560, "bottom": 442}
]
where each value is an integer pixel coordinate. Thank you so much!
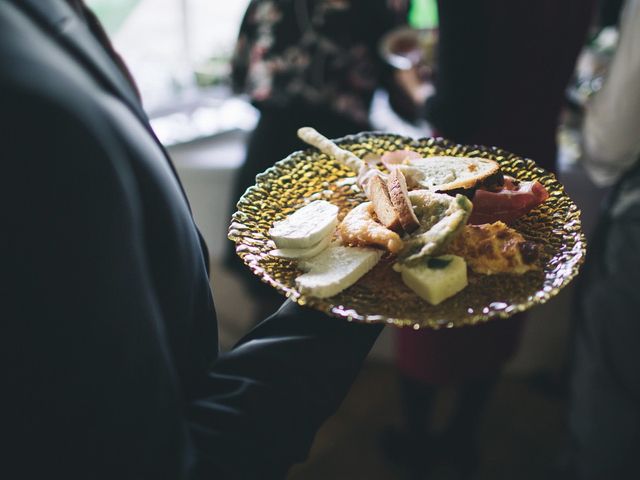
[{"left": 446, "top": 221, "right": 539, "bottom": 274}]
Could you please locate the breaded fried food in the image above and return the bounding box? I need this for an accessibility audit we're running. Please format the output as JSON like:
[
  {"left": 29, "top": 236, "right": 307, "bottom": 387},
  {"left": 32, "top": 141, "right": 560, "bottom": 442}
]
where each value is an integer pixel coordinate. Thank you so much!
[
  {"left": 339, "top": 202, "right": 403, "bottom": 253},
  {"left": 446, "top": 221, "right": 539, "bottom": 274}
]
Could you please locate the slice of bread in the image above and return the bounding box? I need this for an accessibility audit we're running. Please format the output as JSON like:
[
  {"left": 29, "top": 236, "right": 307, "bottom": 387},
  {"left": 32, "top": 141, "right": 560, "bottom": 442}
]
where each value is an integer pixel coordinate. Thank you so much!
[
  {"left": 366, "top": 174, "right": 402, "bottom": 232},
  {"left": 295, "top": 245, "right": 383, "bottom": 298},
  {"left": 397, "top": 156, "right": 501, "bottom": 192},
  {"left": 270, "top": 233, "right": 333, "bottom": 259},
  {"left": 387, "top": 168, "right": 420, "bottom": 233},
  {"left": 269, "top": 200, "right": 339, "bottom": 249}
]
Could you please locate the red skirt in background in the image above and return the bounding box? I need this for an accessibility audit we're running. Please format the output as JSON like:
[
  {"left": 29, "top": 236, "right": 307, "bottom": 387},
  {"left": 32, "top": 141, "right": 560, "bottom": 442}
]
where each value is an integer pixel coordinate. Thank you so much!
[{"left": 396, "top": 315, "right": 525, "bottom": 385}]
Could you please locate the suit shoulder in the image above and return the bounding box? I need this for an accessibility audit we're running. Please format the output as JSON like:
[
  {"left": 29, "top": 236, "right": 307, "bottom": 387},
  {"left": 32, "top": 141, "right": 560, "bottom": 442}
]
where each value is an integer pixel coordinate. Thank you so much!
[{"left": 0, "top": 2, "right": 106, "bottom": 126}]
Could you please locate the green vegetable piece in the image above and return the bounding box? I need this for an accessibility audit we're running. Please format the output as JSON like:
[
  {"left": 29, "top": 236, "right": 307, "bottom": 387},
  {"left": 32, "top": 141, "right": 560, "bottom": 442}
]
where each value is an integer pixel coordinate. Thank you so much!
[{"left": 398, "top": 191, "right": 472, "bottom": 265}]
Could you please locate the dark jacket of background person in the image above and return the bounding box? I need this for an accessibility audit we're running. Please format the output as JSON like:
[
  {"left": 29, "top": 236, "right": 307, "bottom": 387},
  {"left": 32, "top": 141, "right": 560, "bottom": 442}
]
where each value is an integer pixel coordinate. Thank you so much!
[
  {"left": 425, "top": 0, "right": 595, "bottom": 171},
  {"left": 0, "top": 1, "right": 382, "bottom": 478},
  {"left": 570, "top": 0, "right": 640, "bottom": 476},
  {"left": 395, "top": 0, "right": 595, "bottom": 386}
]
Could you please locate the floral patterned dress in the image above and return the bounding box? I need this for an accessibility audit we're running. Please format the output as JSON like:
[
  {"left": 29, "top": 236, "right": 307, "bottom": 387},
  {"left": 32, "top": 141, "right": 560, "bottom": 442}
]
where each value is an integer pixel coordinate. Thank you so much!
[{"left": 232, "top": 0, "right": 408, "bottom": 126}]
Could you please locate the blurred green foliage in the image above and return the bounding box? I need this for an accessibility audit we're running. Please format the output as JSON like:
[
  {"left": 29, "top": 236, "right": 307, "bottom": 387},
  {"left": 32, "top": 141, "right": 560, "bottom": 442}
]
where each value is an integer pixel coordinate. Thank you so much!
[
  {"left": 86, "top": 0, "right": 140, "bottom": 34},
  {"left": 409, "top": 0, "right": 438, "bottom": 29}
]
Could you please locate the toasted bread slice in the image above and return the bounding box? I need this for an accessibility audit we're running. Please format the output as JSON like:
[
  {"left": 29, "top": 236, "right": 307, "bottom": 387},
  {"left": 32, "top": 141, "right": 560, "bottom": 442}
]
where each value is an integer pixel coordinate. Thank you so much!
[
  {"left": 295, "top": 245, "right": 383, "bottom": 298},
  {"left": 397, "top": 156, "right": 501, "bottom": 192},
  {"left": 269, "top": 200, "right": 339, "bottom": 249},
  {"left": 387, "top": 168, "right": 420, "bottom": 233},
  {"left": 366, "top": 174, "right": 402, "bottom": 232}
]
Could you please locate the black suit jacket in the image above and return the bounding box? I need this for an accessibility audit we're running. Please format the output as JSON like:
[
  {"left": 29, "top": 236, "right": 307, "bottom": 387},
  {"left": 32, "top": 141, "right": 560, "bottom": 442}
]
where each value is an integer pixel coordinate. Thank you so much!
[{"left": 0, "top": 1, "right": 382, "bottom": 478}]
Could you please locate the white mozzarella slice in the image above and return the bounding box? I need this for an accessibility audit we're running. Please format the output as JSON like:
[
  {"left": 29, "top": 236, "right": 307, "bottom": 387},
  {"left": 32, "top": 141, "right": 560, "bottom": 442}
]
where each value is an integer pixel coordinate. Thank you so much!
[
  {"left": 269, "top": 200, "right": 339, "bottom": 249},
  {"left": 270, "top": 234, "right": 333, "bottom": 259},
  {"left": 295, "top": 245, "right": 383, "bottom": 298}
]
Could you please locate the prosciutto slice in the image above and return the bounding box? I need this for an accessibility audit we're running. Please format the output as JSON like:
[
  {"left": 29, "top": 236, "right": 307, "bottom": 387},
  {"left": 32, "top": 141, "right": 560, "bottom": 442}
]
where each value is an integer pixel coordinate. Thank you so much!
[{"left": 469, "top": 177, "right": 549, "bottom": 225}]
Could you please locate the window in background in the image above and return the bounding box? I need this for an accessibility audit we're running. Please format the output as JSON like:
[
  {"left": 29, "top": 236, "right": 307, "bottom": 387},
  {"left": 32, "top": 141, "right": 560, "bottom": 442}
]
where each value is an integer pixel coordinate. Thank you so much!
[{"left": 88, "top": 0, "right": 257, "bottom": 145}]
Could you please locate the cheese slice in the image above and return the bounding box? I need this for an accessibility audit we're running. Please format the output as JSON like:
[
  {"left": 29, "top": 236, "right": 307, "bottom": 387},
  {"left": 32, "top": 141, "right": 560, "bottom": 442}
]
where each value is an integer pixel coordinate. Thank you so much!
[
  {"left": 397, "top": 255, "right": 468, "bottom": 305},
  {"left": 269, "top": 200, "right": 339, "bottom": 249},
  {"left": 270, "top": 234, "right": 333, "bottom": 259},
  {"left": 296, "top": 245, "right": 383, "bottom": 298}
]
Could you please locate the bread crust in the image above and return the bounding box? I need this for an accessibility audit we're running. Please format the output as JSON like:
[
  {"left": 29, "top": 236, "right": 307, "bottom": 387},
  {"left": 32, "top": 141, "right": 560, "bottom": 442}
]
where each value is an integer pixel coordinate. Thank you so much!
[
  {"left": 366, "top": 174, "right": 403, "bottom": 232},
  {"left": 387, "top": 168, "right": 420, "bottom": 233}
]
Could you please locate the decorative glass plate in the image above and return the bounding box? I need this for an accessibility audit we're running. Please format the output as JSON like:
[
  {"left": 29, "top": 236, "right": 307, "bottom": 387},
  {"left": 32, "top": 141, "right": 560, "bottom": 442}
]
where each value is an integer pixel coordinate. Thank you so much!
[{"left": 228, "top": 133, "right": 586, "bottom": 329}]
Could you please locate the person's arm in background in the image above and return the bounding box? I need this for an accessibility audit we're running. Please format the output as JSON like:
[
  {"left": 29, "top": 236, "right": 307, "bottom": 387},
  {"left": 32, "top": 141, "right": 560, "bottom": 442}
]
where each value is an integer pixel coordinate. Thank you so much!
[
  {"left": 2, "top": 80, "right": 381, "bottom": 480},
  {"left": 230, "top": 0, "right": 259, "bottom": 94},
  {"left": 582, "top": 0, "right": 640, "bottom": 186}
]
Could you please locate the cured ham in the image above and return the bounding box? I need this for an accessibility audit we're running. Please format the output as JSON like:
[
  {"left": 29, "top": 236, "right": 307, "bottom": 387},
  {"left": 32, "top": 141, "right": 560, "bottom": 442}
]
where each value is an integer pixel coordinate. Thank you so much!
[{"left": 469, "top": 176, "right": 549, "bottom": 225}]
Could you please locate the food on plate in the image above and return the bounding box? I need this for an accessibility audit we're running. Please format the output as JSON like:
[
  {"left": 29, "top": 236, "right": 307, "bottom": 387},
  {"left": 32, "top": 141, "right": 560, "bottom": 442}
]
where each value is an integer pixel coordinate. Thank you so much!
[
  {"left": 262, "top": 129, "right": 552, "bottom": 305},
  {"left": 297, "top": 128, "right": 502, "bottom": 195},
  {"left": 295, "top": 245, "right": 383, "bottom": 298},
  {"left": 270, "top": 234, "right": 333, "bottom": 259},
  {"left": 366, "top": 174, "right": 403, "bottom": 232},
  {"left": 269, "top": 200, "right": 338, "bottom": 249},
  {"left": 446, "top": 221, "right": 539, "bottom": 274},
  {"left": 394, "top": 255, "right": 468, "bottom": 305},
  {"left": 398, "top": 190, "right": 473, "bottom": 263},
  {"left": 339, "top": 202, "right": 404, "bottom": 253},
  {"left": 469, "top": 176, "right": 550, "bottom": 225},
  {"left": 297, "top": 127, "right": 385, "bottom": 191},
  {"left": 387, "top": 168, "right": 420, "bottom": 233},
  {"left": 297, "top": 127, "right": 364, "bottom": 173},
  {"left": 381, "top": 149, "right": 422, "bottom": 167},
  {"left": 386, "top": 154, "right": 502, "bottom": 192}
]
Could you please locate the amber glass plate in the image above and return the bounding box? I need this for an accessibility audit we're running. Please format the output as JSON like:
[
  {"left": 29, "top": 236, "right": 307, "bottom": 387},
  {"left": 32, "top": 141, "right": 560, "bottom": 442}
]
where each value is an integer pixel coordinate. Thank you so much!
[{"left": 228, "top": 133, "right": 586, "bottom": 329}]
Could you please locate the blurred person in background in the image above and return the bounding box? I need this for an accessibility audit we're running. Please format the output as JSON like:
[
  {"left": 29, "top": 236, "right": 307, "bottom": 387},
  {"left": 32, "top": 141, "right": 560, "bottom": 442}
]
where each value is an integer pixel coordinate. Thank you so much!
[
  {"left": 383, "top": 0, "right": 595, "bottom": 478},
  {"left": 569, "top": 0, "right": 640, "bottom": 477},
  {"left": 226, "top": 0, "right": 411, "bottom": 323}
]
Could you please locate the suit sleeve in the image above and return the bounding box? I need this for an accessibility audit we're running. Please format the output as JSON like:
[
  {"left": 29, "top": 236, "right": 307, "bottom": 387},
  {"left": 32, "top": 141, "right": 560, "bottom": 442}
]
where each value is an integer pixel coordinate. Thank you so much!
[
  {"left": 188, "top": 301, "right": 382, "bottom": 479},
  {"left": 1, "top": 87, "right": 382, "bottom": 479}
]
